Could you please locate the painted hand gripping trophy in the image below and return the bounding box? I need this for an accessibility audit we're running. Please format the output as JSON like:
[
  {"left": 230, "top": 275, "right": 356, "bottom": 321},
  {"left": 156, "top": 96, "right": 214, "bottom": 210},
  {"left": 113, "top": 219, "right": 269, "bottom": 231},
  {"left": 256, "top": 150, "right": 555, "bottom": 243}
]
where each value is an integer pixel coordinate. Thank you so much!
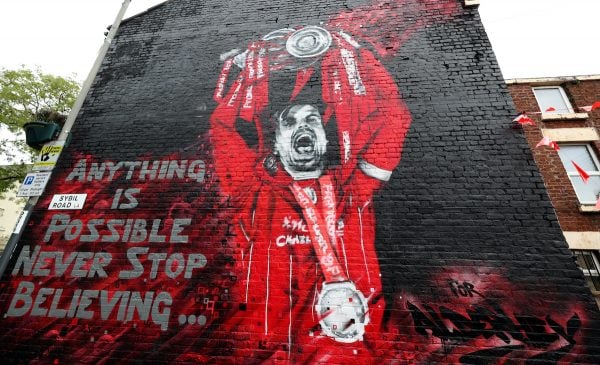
[{"left": 209, "top": 24, "right": 411, "bottom": 361}]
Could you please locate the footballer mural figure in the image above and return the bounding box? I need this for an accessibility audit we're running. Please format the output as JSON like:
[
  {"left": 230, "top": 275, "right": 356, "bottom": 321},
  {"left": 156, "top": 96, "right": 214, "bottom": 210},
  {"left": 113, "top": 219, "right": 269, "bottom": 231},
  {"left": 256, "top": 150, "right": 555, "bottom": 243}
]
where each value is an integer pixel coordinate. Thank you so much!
[{"left": 209, "top": 25, "right": 411, "bottom": 362}]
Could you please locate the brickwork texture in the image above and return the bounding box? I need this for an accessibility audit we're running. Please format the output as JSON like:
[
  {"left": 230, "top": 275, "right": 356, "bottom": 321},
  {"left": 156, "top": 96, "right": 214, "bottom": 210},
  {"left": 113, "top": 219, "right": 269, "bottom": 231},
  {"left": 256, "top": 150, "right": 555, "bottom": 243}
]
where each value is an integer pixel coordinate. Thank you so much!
[
  {"left": 508, "top": 79, "right": 600, "bottom": 232},
  {"left": 0, "top": 1, "right": 599, "bottom": 364}
]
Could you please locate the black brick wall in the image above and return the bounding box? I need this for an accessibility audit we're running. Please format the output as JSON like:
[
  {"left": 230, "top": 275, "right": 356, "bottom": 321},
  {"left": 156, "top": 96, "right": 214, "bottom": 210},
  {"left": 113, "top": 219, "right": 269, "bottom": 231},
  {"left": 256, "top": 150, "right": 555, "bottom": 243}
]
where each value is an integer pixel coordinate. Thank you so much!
[{"left": 1, "top": 1, "right": 599, "bottom": 363}]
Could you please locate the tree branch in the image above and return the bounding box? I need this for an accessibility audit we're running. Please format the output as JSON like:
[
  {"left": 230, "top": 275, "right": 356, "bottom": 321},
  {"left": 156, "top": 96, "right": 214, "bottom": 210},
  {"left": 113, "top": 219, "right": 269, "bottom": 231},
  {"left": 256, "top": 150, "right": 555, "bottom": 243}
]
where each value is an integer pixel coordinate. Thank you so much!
[{"left": 0, "top": 175, "right": 20, "bottom": 181}]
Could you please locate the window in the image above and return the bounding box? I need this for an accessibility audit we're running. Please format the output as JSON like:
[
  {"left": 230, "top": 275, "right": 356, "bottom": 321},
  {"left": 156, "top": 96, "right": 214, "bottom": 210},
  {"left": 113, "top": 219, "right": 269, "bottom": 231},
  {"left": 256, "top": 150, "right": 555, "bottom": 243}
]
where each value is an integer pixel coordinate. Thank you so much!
[
  {"left": 533, "top": 86, "right": 573, "bottom": 113},
  {"left": 573, "top": 250, "right": 600, "bottom": 292},
  {"left": 557, "top": 144, "right": 600, "bottom": 205}
]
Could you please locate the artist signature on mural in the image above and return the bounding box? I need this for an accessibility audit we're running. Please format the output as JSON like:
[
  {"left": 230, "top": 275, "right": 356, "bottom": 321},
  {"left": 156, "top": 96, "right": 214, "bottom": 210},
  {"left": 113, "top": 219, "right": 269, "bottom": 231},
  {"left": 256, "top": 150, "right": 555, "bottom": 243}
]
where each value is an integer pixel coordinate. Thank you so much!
[{"left": 408, "top": 279, "right": 582, "bottom": 364}]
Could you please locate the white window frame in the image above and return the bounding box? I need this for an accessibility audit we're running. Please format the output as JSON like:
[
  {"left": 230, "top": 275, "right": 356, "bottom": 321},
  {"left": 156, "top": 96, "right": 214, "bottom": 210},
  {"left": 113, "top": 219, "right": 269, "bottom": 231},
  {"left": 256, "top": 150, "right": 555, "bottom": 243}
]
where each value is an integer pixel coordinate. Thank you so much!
[
  {"left": 558, "top": 143, "right": 600, "bottom": 205},
  {"left": 532, "top": 86, "right": 574, "bottom": 114},
  {"left": 573, "top": 250, "right": 600, "bottom": 292}
]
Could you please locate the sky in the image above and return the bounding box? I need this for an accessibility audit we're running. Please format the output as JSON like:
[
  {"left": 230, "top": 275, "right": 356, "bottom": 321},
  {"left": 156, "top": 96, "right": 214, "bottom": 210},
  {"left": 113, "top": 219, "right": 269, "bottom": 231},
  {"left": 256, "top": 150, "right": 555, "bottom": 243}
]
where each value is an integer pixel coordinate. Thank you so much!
[{"left": 1, "top": 0, "right": 599, "bottom": 81}]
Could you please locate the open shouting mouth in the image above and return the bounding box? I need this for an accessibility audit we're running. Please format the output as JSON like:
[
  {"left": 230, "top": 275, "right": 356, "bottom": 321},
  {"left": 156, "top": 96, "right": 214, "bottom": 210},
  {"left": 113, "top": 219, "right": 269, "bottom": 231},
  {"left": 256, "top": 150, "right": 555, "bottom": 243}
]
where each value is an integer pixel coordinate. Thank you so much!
[{"left": 293, "top": 129, "right": 317, "bottom": 157}]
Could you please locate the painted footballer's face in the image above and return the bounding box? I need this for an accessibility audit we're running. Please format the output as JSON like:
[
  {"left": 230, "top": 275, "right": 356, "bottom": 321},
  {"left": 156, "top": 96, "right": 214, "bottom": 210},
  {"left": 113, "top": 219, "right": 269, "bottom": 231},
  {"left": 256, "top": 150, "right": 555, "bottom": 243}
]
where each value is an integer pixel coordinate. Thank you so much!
[{"left": 274, "top": 104, "right": 328, "bottom": 179}]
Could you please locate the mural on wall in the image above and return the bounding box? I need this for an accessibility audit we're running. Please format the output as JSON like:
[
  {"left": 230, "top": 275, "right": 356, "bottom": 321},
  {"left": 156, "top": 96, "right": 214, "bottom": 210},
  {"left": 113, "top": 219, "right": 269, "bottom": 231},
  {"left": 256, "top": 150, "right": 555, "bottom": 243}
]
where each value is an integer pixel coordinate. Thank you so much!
[
  {"left": 206, "top": 19, "right": 412, "bottom": 360},
  {"left": 0, "top": 1, "right": 598, "bottom": 364}
]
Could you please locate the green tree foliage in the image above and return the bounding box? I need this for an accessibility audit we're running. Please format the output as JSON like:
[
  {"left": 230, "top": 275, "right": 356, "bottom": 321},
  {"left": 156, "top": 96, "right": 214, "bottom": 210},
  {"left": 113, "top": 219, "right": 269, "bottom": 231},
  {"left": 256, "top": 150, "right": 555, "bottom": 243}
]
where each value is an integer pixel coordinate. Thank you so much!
[
  {"left": 0, "top": 165, "right": 27, "bottom": 195},
  {"left": 0, "top": 67, "right": 80, "bottom": 194}
]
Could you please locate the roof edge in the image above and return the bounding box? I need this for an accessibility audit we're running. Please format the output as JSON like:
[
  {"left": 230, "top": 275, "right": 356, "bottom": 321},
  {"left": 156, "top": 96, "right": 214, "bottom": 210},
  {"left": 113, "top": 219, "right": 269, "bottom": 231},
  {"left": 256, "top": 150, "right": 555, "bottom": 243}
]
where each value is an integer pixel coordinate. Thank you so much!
[
  {"left": 107, "top": 0, "right": 171, "bottom": 29},
  {"left": 112, "top": 0, "right": 482, "bottom": 28}
]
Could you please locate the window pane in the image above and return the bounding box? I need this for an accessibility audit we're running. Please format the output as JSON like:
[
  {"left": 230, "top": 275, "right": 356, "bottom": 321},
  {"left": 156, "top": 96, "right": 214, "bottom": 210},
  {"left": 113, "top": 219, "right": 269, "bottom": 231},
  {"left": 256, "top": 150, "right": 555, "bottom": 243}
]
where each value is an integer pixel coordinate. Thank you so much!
[
  {"left": 573, "top": 250, "right": 600, "bottom": 291},
  {"left": 589, "top": 276, "right": 600, "bottom": 291},
  {"left": 569, "top": 176, "right": 600, "bottom": 203},
  {"left": 558, "top": 145, "right": 599, "bottom": 173},
  {"left": 533, "top": 87, "right": 572, "bottom": 113},
  {"left": 574, "top": 251, "right": 586, "bottom": 268}
]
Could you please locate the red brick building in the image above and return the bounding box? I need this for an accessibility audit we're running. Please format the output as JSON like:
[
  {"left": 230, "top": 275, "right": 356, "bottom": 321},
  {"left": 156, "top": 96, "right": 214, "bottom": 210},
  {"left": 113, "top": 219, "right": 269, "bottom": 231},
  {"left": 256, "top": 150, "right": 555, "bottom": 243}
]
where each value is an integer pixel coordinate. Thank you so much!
[{"left": 507, "top": 75, "right": 600, "bottom": 307}]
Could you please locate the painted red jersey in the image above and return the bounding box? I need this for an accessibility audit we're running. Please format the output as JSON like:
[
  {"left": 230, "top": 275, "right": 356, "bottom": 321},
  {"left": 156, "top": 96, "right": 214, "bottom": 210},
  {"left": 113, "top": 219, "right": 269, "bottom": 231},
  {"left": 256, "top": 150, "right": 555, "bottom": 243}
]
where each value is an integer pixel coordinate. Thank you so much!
[{"left": 208, "top": 27, "right": 411, "bottom": 363}]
